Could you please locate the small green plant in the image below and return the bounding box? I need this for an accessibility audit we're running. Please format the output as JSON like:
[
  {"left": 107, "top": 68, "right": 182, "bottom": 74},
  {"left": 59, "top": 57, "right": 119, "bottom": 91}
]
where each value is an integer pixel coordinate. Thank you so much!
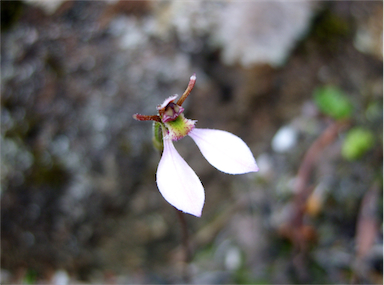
[
  {"left": 342, "top": 127, "right": 375, "bottom": 160},
  {"left": 313, "top": 85, "right": 353, "bottom": 120}
]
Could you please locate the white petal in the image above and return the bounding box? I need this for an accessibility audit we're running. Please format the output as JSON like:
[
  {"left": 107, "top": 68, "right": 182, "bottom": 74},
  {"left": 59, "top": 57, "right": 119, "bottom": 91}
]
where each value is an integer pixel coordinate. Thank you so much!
[
  {"left": 156, "top": 137, "right": 205, "bottom": 217},
  {"left": 189, "top": 128, "right": 259, "bottom": 174}
]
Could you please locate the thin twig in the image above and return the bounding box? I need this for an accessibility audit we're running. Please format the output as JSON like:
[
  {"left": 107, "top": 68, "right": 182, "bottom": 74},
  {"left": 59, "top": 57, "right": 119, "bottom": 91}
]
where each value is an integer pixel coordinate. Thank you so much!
[
  {"left": 282, "top": 120, "right": 350, "bottom": 281},
  {"left": 350, "top": 182, "right": 380, "bottom": 283}
]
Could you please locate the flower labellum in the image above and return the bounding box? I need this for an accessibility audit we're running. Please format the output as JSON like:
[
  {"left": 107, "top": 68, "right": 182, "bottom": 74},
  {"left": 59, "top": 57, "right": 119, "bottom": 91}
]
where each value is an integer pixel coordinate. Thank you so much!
[{"left": 133, "top": 74, "right": 258, "bottom": 217}]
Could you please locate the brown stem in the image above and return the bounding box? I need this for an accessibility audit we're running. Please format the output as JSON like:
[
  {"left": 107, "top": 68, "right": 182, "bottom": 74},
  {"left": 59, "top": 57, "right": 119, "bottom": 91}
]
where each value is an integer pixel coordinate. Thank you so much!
[
  {"left": 351, "top": 182, "right": 380, "bottom": 283},
  {"left": 177, "top": 74, "right": 196, "bottom": 106},
  {"left": 294, "top": 120, "right": 349, "bottom": 216},
  {"left": 286, "top": 119, "right": 350, "bottom": 281},
  {"left": 175, "top": 209, "right": 191, "bottom": 283}
]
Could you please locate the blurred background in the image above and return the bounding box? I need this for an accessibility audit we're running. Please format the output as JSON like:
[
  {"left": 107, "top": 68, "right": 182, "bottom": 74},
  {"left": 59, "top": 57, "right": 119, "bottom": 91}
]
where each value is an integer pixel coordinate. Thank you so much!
[{"left": 1, "top": 0, "right": 383, "bottom": 284}]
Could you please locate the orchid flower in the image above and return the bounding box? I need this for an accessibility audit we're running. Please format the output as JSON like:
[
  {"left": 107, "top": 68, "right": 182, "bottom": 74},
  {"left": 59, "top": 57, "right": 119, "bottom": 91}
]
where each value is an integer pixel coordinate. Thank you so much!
[{"left": 133, "top": 74, "right": 258, "bottom": 217}]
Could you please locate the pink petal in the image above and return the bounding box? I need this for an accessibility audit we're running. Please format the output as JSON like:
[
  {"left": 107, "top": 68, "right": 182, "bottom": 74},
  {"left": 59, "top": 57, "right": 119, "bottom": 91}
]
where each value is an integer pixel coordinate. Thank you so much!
[
  {"left": 189, "top": 128, "right": 259, "bottom": 174},
  {"left": 156, "top": 137, "right": 205, "bottom": 217}
]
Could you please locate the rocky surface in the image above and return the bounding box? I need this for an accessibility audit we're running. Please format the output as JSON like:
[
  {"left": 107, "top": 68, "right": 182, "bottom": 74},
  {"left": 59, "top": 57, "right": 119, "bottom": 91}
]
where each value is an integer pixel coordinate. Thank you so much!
[{"left": 1, "top": 1, "right": 382, "bottom": 284}]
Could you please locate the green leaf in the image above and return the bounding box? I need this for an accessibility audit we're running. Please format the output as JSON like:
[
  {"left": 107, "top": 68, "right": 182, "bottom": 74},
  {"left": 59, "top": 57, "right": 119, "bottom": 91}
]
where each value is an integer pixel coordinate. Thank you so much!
[
  {"left": 342, "top": 128, "right": 375, "bottom": 160},
  {"left": 314, "top": 86, "right": 353, "bottom": 120}
]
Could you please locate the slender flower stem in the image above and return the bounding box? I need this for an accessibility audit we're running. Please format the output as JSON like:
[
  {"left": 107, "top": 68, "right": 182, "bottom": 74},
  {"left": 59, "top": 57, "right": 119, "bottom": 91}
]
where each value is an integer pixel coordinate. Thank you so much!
[
  {"left": 177, "top": 74, "right": 196, "bottom": 106},
  {"left": 175, "top": 208, "right": 191, "bottom": 283},
  {"left": 155, "top": 137, "right": 191, "bottom": 282}
]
